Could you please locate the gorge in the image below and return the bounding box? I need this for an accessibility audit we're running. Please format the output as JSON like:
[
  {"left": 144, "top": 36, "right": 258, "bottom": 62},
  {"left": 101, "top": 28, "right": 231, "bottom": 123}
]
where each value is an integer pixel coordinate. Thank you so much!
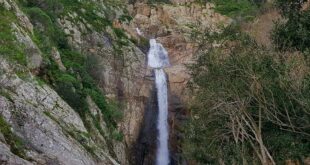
[
  {"left": 0, "top": 0, "right": 310, "bottom": 165},
  {"left": 148, "top": 39, "right": 170, "bottom": 165}
]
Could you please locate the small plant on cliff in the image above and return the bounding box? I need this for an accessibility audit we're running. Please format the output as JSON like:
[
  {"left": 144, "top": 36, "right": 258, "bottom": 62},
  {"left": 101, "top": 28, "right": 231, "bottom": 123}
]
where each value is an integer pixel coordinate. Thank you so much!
[
  {"left": 210, "top": 0, "right": 260, "bottom": 19},
  {"left": 0, "top": 7, "right": 26, "bottom": 65},
  {"left": 0, "top": 115, "right": 27, "bottom": 159},
  {"left": 147, "top": 0, "right": 171, "bottom": 5}
]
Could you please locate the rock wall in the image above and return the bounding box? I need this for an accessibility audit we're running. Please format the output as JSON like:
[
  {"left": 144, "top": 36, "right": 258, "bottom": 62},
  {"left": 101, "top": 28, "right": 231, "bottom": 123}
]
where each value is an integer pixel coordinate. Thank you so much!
[
  {"left": 124, "top": 1, "right": 232, "bottom": 164},
  {"left": 127, "top": 1, "right": 232, "bottom": 101},
  {"left": 0, "top": 59, "right": 119, "bottom": 164},
  {"left": 0, "top": 0, "right": 149, "bottom": 164}
]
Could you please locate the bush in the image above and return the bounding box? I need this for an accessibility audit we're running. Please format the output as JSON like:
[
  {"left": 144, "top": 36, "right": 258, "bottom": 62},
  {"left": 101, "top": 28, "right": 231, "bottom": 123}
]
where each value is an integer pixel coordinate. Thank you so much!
[
  {"left": 0, "top": 7, "right": 26, "bottom": 65},
  {"left": 86, "top": 88, "right": 123, "bottom": 128},
  {"left": 22, "top": 0, "right": 64, "bottom": 16},
  {"left": 53, "top": 71, "right": 88, "bottom": 116},
  {"left": 147, "top": 0, "right": 171, "bottom": 4},
  {"left": 272, "top": 0, "right": 310, "bottom": 51},
  {"left": 24, "top": 6, "right": 69, "bottom": 54},
  {"left": 112, "top": 130, "right": 124, "bottom": 141},
  {"left": 275, "top": 0, "right": 307, "bottom": 16},
  {"left": 210, "top": 0, "right": 259, "bottom": 18},
  {"left": 184, "top": 26, "right": 310, "bottom": 164}
]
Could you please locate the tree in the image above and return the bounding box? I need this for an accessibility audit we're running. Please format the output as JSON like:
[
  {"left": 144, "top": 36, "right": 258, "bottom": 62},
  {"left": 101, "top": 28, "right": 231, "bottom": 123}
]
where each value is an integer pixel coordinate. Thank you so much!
[
  {"left": 183, "top": 26, "right": 310, "bottom": 164},
  {"left": 272, "top": 0, "right": 310, "bottom": 51}
]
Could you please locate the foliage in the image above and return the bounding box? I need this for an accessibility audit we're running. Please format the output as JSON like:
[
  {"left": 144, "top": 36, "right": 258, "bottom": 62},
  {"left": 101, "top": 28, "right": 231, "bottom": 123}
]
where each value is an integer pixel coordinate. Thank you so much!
[
  {"left": 184, "top": 26, "right": 310, "bottom": 164},
  {"left": 19, "top": 0, "right": 113, "bottom": 31},
  {"left": 119, "top": 15, "right": 133, "bottom": 23},
  {"left": 275, "top": 0, "right": 308, "bottom": 16},
  {"left": 0, "top": 7, "right": 26, "bottom": 65},
  {"left": 17, "top": 0, "right": 123, "bottom": 132},
  {"left": 210, "top": 0, "right": 259, "bottom": 18},
  {"left": 0, "top": 115, "right": 27, "bottom": 158},
  {"left": 25, "top": 7, "right": 68, "bottom": 52},
  {"left": 112, "top": 130, "right": 124, "bottom": 141},
  {"left": 147, "top": 0, "right": 171, "bottom": 4},
  {"left": 272, "top": 0, "right": 310, "bottom": 51}
]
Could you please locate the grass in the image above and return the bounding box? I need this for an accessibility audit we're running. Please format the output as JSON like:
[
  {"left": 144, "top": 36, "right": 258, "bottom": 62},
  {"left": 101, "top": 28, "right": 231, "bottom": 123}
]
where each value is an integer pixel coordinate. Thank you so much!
[
  {"left": 19, "top": 0, "right": 113, "bottom": 31},
  {"left": 210, "top": 0, "right": 259, "bottom": 19},
  {"left": 0, "top": 90, "right": 12, "bottom": 102},
  {"left": 13, "top": 0, "right": 127, "bottom": 153},
  {"left": 111, "top": 130, "right": 124, "bottom": 141},
  {"left": 147, "top": 0, "right": 171, "bottom": 4},
  {"left": 17, "top": 1, "right": 123, "bottom": 129},
  {"left": 0, "top": 6, "right": 27, "bottom": 65},
  {"left": 0, "top": 115, "right": 27, "bottom": 159}
]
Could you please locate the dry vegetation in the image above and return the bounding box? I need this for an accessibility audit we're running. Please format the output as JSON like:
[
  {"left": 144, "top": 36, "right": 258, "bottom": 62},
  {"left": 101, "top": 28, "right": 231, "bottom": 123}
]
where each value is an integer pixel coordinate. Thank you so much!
[{"left": 183, "top": 0, "right": 310, "bottom": 164}]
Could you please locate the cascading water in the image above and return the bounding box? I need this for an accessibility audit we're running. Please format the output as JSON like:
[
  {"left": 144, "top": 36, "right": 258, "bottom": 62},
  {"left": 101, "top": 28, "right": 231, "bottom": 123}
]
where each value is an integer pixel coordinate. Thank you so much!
[
  {"left": 154, "top": 69, "right": 169, "bottom": 165},
  {"left": 147, "top": 39, "right": 170, "bottom": 165},
  {"left": 136, "top": 28, "right": 143, "bottom": 36}
]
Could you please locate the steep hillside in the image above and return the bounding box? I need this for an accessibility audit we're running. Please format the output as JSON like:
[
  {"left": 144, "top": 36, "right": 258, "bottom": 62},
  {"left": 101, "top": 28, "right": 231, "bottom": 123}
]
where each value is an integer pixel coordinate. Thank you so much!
[
  {"left": 0, "top": 0, "right": 148, "bottom": 164},
  {"left": 183, "top": 0, "right": 310, "bottom": 165}
]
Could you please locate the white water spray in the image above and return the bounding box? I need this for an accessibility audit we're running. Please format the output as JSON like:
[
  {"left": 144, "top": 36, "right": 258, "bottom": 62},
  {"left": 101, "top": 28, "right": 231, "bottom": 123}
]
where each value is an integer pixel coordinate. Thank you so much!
[
  {"left": 136, "top": 28, "right": 143, "bottom": 36},
  {"left": 148, "top": 39, "right": 170, "bottom": 68},
  {"left": 147, "top": 39, "right": 170, "bottom": 165}
]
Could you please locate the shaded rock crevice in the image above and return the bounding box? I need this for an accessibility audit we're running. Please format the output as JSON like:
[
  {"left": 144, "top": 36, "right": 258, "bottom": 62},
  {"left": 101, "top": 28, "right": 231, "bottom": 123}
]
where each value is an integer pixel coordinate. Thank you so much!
[{"left": 131, "top": 82, "right": 158, "bottom": 165}]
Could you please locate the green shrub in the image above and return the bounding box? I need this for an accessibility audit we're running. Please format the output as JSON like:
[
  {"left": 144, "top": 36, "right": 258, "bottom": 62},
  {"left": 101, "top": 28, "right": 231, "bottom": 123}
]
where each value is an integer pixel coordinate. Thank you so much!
[
  {"left": 86, "top": 88, "right": 120, "bottom": 128},
  {"left": 272, "top": 0, "right": 310, "bottom": 51},
  {"left": 119, "top": 15, "right": 133, "bottom": 23},
  {"left": 0, "top": 7, "right": 26, "bottom": 65},
  {"left": 21, "top": 5, "right": 69, "bottom": 61},
  {"left": 275, "top": 0, "right": 307, "bottom": 17},
  {"left": 53, "top": 71, "right": 88, "bottom": 116},
  {"left": 111, "top": 130, "right": 124, "bottom": 141},
  {"left": 210, "top": 0, "right": 259, "bottom": 18},
  {"left": 18, "top": 0, "right": 124, "bottom": 139},
  {"left": 184, "top": 26, "right": 310, "bottom": 164},
  {"left": 147, "top": 0, "right": 171, "bottom": 4}
]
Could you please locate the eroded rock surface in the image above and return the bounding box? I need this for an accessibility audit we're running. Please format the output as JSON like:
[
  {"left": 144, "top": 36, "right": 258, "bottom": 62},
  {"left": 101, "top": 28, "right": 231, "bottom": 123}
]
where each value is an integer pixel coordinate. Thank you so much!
[
  {"left": 127, "top": 2, "right": 232, "bottom": 100},
  {"left": 124, "top": 1, "right": 232, "bottom": 164},
  {"left": 0, "top": 59, "right": 120, "bottom": 165}
]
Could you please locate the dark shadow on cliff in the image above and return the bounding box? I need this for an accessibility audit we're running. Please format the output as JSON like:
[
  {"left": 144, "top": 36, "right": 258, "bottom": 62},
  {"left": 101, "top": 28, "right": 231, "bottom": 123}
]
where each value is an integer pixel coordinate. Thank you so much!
[
  {"left": 131, "top": 70, "right": 188, "bottom": 165},
  {"left": 131, "top": 75, "right": 158, "bottom": 165},
  {"left": 168, "top": 92, "right": 188, "bottom": 165}
]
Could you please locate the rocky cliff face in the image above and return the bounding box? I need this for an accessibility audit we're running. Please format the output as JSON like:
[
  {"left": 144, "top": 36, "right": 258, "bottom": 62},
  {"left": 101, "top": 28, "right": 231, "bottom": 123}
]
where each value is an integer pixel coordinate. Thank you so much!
[
  {"left": 0, "top": 0, "right": 231, "bottom": 164},
  {"left": 127, "top": 1, "right": 231, "bottom": 100},
  {"left": 0, "top": 59, "right": 117, "bottom": 165},
  {"left": 123, "top": 1, "right": 232, "bottom": 164},
  {"left": 0, "top": 0, "right": 140, "bottom": 164}
]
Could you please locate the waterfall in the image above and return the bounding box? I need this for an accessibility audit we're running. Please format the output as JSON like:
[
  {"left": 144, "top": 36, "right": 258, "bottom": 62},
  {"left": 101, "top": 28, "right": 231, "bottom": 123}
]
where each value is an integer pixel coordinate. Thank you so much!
[
  {"left": 154, "top": 69, "right": 169, "bottom": 165},
  {"left": 147, "top": 39, "right": 170, "bottom": 165},
  {"left": 136, "top": 28, "right": 143, "bottom": 36}
]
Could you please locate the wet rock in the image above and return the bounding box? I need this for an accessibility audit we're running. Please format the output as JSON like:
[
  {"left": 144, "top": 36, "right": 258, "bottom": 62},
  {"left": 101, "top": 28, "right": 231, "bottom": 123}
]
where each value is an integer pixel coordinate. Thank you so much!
[{"left": 129, "top": 2, "right": 232, "bottom": 100}]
